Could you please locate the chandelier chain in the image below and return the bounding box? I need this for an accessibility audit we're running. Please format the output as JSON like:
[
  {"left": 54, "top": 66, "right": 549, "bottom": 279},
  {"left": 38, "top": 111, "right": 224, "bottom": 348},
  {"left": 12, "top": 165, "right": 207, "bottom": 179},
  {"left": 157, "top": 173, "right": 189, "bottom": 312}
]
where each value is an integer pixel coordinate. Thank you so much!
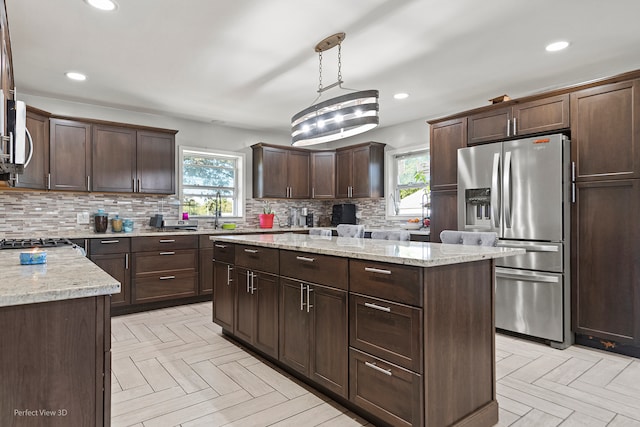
[
  {"left": 337, "top": 43, "right": 342, "bottom": 84},
  {"left": 318, "top": 51, "right": 323, "bottom": 92}
]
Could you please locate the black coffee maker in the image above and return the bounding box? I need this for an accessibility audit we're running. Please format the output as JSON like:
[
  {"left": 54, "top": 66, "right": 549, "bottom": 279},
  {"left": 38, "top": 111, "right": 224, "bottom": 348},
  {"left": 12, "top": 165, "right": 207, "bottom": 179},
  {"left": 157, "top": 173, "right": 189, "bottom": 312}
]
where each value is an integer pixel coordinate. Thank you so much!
[{"left": 331, "top": 203, "right": 356, "bottom": 226}]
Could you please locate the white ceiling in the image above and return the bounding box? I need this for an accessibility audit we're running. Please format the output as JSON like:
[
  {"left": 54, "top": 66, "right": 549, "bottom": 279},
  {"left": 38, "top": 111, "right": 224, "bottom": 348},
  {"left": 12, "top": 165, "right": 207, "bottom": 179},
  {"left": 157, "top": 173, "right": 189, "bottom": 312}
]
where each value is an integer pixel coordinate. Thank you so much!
[{"left": 6, "top": 0, "right": 640, "bottom": 136}]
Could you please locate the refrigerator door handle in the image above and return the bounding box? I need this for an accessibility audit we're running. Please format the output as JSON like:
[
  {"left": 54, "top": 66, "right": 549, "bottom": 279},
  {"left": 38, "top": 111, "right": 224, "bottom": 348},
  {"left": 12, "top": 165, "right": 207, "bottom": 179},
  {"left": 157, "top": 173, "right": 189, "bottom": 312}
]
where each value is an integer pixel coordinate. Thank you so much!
[
  {"left": 503, "top": 151, "right": 512, "bottom": 229},
  {"left": 496, "top": 242, "right": 559, "bottom": 252},
  {"left": 491, "top": 152, "right": 501, "bottom": 228},
  {"left": 495, "top": 267, "right": 560, "bottom": 283}
]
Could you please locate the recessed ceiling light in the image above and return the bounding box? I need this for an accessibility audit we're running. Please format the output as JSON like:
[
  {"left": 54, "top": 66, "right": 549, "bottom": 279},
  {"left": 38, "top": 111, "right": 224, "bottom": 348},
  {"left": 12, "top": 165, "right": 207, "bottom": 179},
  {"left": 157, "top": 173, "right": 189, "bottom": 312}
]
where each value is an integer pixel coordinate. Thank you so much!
[
  {"left": 394, "top": 93, "right": 409, "bottom": 100},
  {"left": 66, "top": 72, "right": 87, "bottom": 81},
  {"left": 85, "top": 0, "right": 118, "bottom": 11},
  {"left": 545, "top": 41, "right": 569, "bottom": 52}
]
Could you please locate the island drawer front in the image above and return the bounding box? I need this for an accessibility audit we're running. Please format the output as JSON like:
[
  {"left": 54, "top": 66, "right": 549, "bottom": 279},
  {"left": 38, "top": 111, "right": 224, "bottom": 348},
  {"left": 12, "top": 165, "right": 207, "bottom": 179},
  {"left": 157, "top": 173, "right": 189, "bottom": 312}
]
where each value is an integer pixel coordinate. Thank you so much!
[
  {"left": 279, "top": 250, "right": 348, "bottom": 289},
  {"left": 349, "top": 260, "right": 423, "bottom": 307},
  {"left": 133, "top": 271, "right": 198, "bottom": 304},
  {"left": 350, "top": 294, "right": 423, "bottom": 372},
  {"left": 133, "top": 249, "right": 198, "bottom": 276},
  {"left": 131, "top": 235, "right": 198, "bottom": 252},
  {"left": 90, "top": 237, "right": 131, "bottom": 255},
  {"left": 235, "top": 245, "right": 279, "bottom": 274},
  {"left": 349, "top": 348, "right": 423, "bottom": 427},
  {"left": 213, "top": 241, "right": 235, "bottom": 264}
]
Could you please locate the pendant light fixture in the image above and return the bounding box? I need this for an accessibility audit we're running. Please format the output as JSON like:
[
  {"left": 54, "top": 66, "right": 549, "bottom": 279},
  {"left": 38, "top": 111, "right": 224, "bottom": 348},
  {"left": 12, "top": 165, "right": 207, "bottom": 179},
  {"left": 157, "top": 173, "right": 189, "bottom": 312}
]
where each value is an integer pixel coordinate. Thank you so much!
[{"left": 291, "top": 33, "right": 379, "bottom": 147}]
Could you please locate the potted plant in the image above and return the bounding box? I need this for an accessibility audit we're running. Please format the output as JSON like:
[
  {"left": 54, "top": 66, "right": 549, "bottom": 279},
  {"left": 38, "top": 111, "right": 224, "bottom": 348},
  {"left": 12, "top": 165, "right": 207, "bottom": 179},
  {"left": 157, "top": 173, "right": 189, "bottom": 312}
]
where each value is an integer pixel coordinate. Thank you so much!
[{"left": 258, "top": 201, "right": 275, "bottom": 228}]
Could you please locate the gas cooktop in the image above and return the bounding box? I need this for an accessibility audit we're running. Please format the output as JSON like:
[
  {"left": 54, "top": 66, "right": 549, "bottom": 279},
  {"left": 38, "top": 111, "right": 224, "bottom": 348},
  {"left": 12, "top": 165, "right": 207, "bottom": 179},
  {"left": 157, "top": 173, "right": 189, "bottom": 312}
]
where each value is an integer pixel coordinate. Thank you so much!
[{"left": 0, "top": 238, "right": 74, "bottom": 250}]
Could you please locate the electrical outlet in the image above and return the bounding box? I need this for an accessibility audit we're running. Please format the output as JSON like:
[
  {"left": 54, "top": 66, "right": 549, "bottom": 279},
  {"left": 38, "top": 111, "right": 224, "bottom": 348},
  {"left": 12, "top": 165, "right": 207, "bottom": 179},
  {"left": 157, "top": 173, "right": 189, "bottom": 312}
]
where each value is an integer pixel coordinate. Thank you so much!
[{"left": 77, "top": 211, "right": 90, "bottom": 224}]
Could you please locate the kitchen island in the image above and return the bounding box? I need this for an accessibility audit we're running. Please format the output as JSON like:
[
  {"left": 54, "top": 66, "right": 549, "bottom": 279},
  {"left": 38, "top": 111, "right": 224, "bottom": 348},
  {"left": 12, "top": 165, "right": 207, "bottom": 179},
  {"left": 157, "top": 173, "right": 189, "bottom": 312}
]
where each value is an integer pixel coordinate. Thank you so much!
[
  {"left": 211, "top": 233, "right": 522, "bottom": 427},
  {"left": 0, "top": 246, "right": 120, "bottom": 427}
]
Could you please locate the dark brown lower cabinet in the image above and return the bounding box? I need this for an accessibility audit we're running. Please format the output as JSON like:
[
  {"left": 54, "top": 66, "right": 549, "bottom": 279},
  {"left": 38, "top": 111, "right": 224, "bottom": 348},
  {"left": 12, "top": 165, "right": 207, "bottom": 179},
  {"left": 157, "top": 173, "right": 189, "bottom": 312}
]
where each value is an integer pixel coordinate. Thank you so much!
[
  {"left": 132, "top": 249, "right": 198, "bottom": 304},
  {"left": 91, "top": 252, "right": 130, "bottom": 307},
  {"left": 235, "top": 267, "right": 279, "bottom": 358},
  {"left": 0, "top": 296, "right": 111, "bottom": 427},
  {"left": 199, "top": 248, "right": 214, "bottom": 294},
  {"left": 279, "top": 278, "right": 348, "bottom": 398},
  {"left": 429, "top": 188, "right": 458, "bottom": 243},
  {"left": 89, "top": 237, "right": 131, "bottom": 308},
  {"left": 213, "top": 260, "right": 235, "bottom": 331},
  {"left": 349, "top": 348, "right": 422, "bottom": 427},
  {"left": 573, "top": 179, "right": 640, "bottom": 344}
]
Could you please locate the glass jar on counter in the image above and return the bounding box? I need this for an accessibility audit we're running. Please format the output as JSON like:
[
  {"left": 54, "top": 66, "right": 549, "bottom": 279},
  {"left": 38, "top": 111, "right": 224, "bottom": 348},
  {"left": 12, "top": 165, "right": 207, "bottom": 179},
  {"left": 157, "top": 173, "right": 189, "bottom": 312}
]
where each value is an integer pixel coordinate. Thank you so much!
[{"left": 94, "top": 209, "right": 108, "bottom": 233}]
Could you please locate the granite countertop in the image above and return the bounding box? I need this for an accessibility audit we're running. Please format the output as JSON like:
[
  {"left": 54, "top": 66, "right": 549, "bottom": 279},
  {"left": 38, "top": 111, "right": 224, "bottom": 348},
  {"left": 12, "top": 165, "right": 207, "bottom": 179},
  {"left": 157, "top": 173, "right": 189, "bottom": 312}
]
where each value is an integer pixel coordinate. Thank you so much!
[
  {"left": 5, "top": 226, "right": 429, "bottom": 240},
  {"left": 211, "top": 233, "right": 523, "bottom": 268},
  {"left": 0, "top": 246, "right": 121, "bottom": 308}
]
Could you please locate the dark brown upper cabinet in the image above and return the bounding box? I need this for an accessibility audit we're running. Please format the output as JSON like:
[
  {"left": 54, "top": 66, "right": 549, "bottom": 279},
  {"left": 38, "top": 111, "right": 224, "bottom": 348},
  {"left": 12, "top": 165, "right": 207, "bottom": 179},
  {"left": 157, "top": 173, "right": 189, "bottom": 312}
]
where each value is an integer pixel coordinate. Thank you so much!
[
  {"left": 49, "top": 118, "right": 92, "bottom": 191},
  {"left": 92, "top": 125, "right": 137, "bottom": 193},
  {"left": 252, "top": 143, "right": 310, "bottom": 199},
  {"left": 467, "top": 94, "right": 570, "bottom": 145},
  {"left": 15, "top": 107, "right": 49, "bottom": 189},
  {"left": 136, "top": 130, "right": 176, "bottom": 194},
  {"left": 335, "top": 142, "right": 385, "bottom": 199},
  {"left": 571, "top": 79, "right": 640, "bottom": 181},
  {"left": 429, "top": 117, "right": 466, "bottom": 191},
  {"left": 310, "top": 150, "right": 335, "bottom": 199}
]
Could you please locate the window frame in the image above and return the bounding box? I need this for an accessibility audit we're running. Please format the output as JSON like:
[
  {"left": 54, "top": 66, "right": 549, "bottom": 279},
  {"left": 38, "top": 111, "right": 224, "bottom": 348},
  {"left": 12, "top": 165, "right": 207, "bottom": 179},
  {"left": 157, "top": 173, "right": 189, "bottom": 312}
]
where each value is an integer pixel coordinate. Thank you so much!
[
  {"left": 178, "top": 145, "right": 245, "bottom": 219},
  {"left": 384, "top": 145, "right": 430, "bottom": 220}
]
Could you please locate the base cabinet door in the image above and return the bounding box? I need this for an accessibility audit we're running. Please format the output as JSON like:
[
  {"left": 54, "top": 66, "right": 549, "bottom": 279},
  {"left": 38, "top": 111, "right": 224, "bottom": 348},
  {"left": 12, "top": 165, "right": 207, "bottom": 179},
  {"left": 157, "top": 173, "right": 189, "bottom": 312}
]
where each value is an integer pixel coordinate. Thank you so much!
[
  {"left": 254, "top": 272, "right": 279, "bottom": 358},
  {"left": 199, "top": 248, "right": 214, "bottom": 294},
  {"left": 279, "top": 279, "right": 310, "bottom": 375},
  {"left": 91, "top": 253, "right": 130, "bottom": 307},
  {"left": 349, "top": 348, "right": 423, "bottom": 427},
  {"left": 234, "top": 268, "right": 255, "bottom": 344},
  {"left": 310, "top": 284, "right": 348, "bottom": 398},
  {"left": 213, "top": 261, "right": 235, "bottom": 331}
]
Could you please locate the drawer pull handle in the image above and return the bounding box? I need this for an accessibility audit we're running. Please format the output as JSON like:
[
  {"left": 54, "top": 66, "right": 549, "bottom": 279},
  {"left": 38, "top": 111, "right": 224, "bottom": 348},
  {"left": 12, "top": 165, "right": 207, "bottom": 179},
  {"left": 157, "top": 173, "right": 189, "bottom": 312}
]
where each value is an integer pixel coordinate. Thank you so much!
[
  {"left": 296, "top": 256, "right": 315, "bottom": 263},
  {"left": 244, "top": 249, "right": 259, "bottom": 254},
  {"left": 159, "top": 275, "right": 175, "bottom": 280},
  {"left": 215, "top": 244, "right": 227, "bottom": 248},
  {"left": 364, "top": 361, "right": 392, "bottom": 376},
  {"left": 364, "top": 302, "right": 391, "bottom": 313},
  {"left": 159, "top": 239, "right": 176, "bottom": 243},
  {"left": 227, "top": 265, "right": 233, "bottom": 284},
  {"left": 100, "top": 240, "right": 120, "bottom": 244},
  {"left": 364, "top": 267, "right": 392, "bottom": 275},
  {"left": 159, "top": 251, "right": 175, "bottom": 255}
]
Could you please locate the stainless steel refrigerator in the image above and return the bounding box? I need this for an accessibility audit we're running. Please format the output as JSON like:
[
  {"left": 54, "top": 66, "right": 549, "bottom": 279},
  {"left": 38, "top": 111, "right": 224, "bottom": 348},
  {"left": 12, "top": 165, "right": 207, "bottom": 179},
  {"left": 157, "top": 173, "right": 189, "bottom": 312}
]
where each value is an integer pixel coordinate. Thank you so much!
[{"left": 457, "top": 133, "right": 572, "bottom": 348}]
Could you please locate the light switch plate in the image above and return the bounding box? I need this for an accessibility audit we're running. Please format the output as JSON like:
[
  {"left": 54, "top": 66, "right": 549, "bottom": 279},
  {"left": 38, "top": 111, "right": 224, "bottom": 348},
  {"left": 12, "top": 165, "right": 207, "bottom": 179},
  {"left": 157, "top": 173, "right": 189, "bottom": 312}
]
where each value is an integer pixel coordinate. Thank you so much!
[{"left": 77, "top": 211, "right": 90, "bottom": 224}]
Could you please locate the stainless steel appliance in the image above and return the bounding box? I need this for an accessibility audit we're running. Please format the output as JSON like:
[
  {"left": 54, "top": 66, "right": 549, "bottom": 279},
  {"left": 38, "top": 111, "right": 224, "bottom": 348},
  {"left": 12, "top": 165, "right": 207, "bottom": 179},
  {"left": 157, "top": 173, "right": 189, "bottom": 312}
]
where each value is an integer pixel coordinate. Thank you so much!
[
  {"left": 331, "top": 203, "right": 356, "bottom": 226},
  {"left": 457, "top": 133, "right": 572, "bottom": 348},
  {"left": 1, "top": 98, "right": 33, "bottom": 179},
  {"left": 0, "top": 238, "right": 74, "bottom": 250}
]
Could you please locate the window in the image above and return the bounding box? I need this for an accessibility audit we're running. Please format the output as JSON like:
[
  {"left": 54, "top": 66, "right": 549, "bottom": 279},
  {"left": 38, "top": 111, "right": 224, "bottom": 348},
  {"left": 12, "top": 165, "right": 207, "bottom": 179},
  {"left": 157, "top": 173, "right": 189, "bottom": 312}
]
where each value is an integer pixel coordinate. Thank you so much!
[
  {"left": 179, "top": 147, "right": 244, "bottom": 218},
  {"left": 386, "top": 148, "right": 430, "bottom": 218}
]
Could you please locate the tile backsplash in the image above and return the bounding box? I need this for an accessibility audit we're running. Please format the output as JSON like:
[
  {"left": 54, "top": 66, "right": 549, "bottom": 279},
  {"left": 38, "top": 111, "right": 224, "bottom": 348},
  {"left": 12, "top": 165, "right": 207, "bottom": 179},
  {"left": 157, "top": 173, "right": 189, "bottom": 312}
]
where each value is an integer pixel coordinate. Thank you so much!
[{"left": 0, "top": 191, "right": 406, "bottom": 238}]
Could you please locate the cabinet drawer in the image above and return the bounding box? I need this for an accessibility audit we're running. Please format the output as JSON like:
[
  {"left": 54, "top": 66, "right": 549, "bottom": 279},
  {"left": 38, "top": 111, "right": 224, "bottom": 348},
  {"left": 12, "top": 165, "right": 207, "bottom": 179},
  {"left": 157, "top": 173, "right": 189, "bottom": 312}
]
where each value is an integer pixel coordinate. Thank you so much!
[
  {"left": 133, "top": 249, "right": 197, "bottom": 275},
  {"left": 350, "top": 294, "right": 423, "bottom": 372},
  {"left": 235, "top": 245, "right": 279, "bottom": 274},
  {"left": 132, "top": 235, "right": 198, "bottom": 252},
  {"left": 349, "top": 259, "right": 423, "bottom": 307},
  {"left": 280, "top": 250, "right": 348, "bottom": 290},
  {"left": 213, "top": 241, "right": 235, "bottom": 264},
  {"left": 90, "top": 237, "right": 130, "bottom": 255},
  {"left": 349, "top": 348, "right": 423, "bottom": 427},
  {"left": 133, "top": 271, "right": 198, "bottom": 303}
]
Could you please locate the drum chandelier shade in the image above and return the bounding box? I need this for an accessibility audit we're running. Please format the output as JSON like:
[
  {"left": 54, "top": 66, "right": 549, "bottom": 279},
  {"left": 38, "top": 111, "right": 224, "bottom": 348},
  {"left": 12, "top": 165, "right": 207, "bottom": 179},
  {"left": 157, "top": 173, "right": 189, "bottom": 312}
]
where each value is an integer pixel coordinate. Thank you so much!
[{"left": 291, "top": 33, "right": 379, "bottom": 147}]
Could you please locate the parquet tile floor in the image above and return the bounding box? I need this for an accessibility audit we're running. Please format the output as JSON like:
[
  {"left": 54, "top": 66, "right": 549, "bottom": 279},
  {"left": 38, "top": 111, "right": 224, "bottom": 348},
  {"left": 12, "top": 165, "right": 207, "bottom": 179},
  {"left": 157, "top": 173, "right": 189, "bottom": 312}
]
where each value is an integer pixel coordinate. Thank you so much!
[{"left": 111, "top": 302, "right": 640, "bottom": 427}]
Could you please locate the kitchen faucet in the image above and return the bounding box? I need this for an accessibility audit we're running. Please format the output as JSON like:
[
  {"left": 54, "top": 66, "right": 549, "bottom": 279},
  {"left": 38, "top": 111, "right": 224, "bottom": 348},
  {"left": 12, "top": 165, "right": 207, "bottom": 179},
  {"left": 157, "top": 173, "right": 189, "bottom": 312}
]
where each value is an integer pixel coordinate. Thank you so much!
[{"left": 214, "top": 191, "right": 222, "bottom": 229}]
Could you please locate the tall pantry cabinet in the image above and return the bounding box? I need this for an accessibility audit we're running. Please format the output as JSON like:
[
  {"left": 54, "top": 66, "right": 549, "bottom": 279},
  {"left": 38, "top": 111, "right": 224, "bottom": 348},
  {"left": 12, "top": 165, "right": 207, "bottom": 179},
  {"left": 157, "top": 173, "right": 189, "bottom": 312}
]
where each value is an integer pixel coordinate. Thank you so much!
[{"left": 570, "top": 78, "right": 640, "bottom": 346}]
